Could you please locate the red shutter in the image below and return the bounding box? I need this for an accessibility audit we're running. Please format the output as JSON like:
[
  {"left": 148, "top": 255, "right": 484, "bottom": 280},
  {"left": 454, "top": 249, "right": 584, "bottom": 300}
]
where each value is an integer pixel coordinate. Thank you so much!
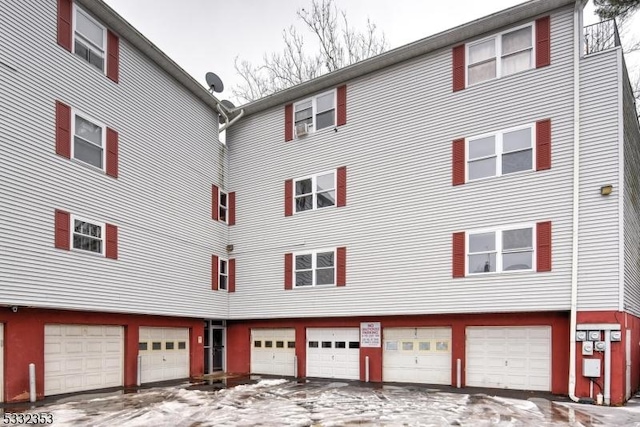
[
  {"left": 107, "top": 30, "right": 120, "bottom": 83},
  {"left": 284, "top": 253, "right": 293, "bottom": 290},
  {"left": 535, "top": 16, "right": 551, "bottom": 68},
  {"left": 336, "top": 247, "right": 346, "bottom": 286},
  {"left": 337, "top": 85, "right": 347, "bottom": 126},
  {"left": 285, "top": 104, "right": 293, "bottom": 141},
  {"left": 452, "top": 44, "right": 465, "bottom": 92},
  {"left": 106, "top": 127, "right": 118, "bottom": 178},
  {"left": 55, "top": 101, "right": 71, "bottom": 159},
  {"left": 284, "top": 179, "right": 293, "bottom": 217},
  {"left": 54, "top": 209, "right": 70, "bottom": 250},
  {"left": 212, "top": 185, "right": 219, "bottom": 221},
  {"left": 452, "top": 138, "right": 465, "bottom": 186},
  {"left": 452, "top": 232, "right": 465, "bottom": 278},
  {"left": 337, "top": 166, "right": 347, "bottom": 207},
  {"left": 228, "top": 192, "right": 236, "bottom": 226},
  {"left": 57, "top": 0, "right": 72, "bottom": 51},
  {"left": 105, "top": 223, "right": 118, "bottom": 259},
  {"left": 228, "top": 258, "right": 236, "bottom": 293},
  {"left": 537, "top": 221, "right": 552, "bottom": 272},
  {"left": 212, "top": 255, "right": 219, "bottom": 290},
  {"left": 536, "top": 119, "right": 551, "bottom": 171}
]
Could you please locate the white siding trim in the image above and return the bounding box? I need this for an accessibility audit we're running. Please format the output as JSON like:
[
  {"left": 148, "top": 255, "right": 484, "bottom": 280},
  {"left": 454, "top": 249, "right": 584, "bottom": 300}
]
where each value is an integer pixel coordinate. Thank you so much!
[{"left": 617, "top": 49, "right": 624, "bottom": 312}]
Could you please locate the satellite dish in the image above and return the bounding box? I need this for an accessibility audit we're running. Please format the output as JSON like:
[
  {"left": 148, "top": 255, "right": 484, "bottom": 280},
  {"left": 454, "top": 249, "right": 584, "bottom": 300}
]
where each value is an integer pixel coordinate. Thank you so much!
[
  {"left": 221, "top": 100, "right": 235, "bottom": 109},
  {"left": 218, "top": 100, "right": 236, "bottom": 124},
  {"left": 205, "top": 72, "right": 224, "bottom": 93}
]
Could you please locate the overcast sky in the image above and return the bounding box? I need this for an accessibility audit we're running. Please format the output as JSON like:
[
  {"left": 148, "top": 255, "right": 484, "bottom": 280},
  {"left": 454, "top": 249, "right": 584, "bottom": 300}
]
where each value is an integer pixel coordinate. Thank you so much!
[{"left": 102, "top": 0, "right": 636, "bottom": 105}]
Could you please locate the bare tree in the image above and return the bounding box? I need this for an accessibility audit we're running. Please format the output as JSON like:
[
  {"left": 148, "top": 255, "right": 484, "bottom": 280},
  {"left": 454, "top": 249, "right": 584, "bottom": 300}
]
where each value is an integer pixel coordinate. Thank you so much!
[{"left": 233, "top": 0, "right": 387, "bottom": 103}]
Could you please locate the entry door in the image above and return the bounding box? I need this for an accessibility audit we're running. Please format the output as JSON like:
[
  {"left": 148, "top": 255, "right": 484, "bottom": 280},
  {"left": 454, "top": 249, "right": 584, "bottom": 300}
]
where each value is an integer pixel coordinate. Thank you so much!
[
  {"left": 0, "top": 324, "right": 3, "bottom": 402},
  {"left": 213, "top": 329, "right": 224, "bottom": 371}
]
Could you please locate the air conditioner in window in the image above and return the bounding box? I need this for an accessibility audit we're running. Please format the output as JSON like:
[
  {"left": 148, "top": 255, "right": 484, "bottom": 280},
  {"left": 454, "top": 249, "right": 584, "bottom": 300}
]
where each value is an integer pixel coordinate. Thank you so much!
[{"left": 295, "top": 123, "right": 309, "bottom": 137}]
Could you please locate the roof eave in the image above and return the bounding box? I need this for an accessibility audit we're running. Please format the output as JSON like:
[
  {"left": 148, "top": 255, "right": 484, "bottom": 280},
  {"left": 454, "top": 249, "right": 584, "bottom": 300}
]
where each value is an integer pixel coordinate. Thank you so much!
[{"left": 236, "top": 0, "right": 575, "bottom": 117}]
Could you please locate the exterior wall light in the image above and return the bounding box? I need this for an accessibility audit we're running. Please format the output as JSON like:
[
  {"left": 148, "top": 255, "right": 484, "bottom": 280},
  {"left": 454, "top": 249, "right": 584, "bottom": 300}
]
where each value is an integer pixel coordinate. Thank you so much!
[{"left": 600, "top": 185, "right": 613, "bottom": 196}]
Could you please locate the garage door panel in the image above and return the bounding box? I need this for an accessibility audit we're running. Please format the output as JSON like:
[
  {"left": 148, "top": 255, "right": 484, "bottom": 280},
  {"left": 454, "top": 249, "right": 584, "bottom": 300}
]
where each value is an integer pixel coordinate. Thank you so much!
[
  {"left": 466, "top": 326, "right": 550, "bottom": 392},
  {"left": 383, "top": 327, "right": 451, "bottom": 385},
  {"left": 250, "top": 328, "right": 295, "bottom": 376},
  {"left": 306, "top": 328, "right": 359, "bottom": 380},
  {"left": 45, "top": 325, "right": 123, "bottom": 396},
  {"left": 140, "top": 327, "right": 190, "bottom": 384}
]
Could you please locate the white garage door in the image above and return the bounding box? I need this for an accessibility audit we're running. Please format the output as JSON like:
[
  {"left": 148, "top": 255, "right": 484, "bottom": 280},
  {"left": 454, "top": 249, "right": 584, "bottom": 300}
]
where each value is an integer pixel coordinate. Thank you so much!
[
  {"left": 251, "top": 329, "right": 296, "bottom": 376},
  {"left": 44, "top": 324, "right": 123, "bottom": 395},
  {"left": 466, "top": 326, "right": 551, "bottom": 391},
  {"left": 139, "top": 327, "right": 190, "bottom": 384},
  {"left": 383, "top": 327, "right": 452, "bottom": 385},
  {"left": 307, "top": 328, "right": 360, "bottom": 380}
]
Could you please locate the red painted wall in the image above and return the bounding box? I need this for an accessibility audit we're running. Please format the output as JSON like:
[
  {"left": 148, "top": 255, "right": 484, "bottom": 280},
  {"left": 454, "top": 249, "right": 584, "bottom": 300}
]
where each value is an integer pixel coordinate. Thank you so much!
[
  {"left": 574, "top": 311, "right": 640, "bottom": 405},
  {"left": 0, "top": 307, "right": 204, "bottom": 403},
  {"left": 227, "top": 311, "right": 570, "bottom": 395}
]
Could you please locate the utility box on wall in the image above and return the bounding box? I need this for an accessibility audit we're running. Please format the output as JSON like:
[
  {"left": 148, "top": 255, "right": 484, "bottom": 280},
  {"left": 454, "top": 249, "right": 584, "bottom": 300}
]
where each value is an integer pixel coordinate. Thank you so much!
[{"left": 583, "top": 358, "right": 601, "bottom": 378}]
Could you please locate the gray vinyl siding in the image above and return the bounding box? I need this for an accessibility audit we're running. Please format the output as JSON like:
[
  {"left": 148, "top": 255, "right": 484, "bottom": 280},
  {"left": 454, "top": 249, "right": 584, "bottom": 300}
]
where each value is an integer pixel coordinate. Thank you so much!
[
  {"left": 576, "top": 49, "right": 622, "bottom": 311},
  {"left": 622, "top": 62, "right": 640, "bottom": 316},
  {"left": 0, "top": 1, "right": 227, "bottom": 318},
  {"left": 226, "top": 8, "right": 576, "bottom": 319}
]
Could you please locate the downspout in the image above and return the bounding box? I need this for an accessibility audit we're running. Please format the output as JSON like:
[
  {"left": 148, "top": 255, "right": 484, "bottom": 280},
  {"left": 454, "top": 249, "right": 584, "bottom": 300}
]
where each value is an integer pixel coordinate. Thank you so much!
[{"left": 569, "top": 0, "right": 587, "bottom": 403}]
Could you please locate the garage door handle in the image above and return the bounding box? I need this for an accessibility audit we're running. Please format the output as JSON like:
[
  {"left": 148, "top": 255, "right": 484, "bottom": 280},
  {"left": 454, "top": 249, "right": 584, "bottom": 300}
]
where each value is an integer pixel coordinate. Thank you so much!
[
  {"left": 415, "top": 357, "right": 418, "bottom": 364},
  {"left": 505, "top": 360, "right": 507, "bottom": 366}
]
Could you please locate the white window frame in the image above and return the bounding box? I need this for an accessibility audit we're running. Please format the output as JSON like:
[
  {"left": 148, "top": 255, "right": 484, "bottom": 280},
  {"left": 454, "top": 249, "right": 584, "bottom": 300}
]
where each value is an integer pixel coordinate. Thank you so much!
[
  {"left": 293, "top": 89, "right": 336, "bottom": 137},
  {"left": 293, "top": 170, "right": 337, "bottom": 214},
  {"left": 219, "top": 257, "right": 228, "bottom": 291},
  {"left": 72, "top": 4, "right": 107, "bottom": 73},
  {"left": 466, "top": 223, "right": 536, "bottom": 276},
  {"left": 292, "top": 248, "right": 336, "bottom": 288},
  {"left": 465, "top": 122, "right": 536, "bottom": 182},
  {"left": 70, "top": 214, "right": 105, "bottom": 256},
  {"left": 71, "top": 109, "right": 107, "bottom": 172},
  {"left": 466, "top": 22, "right": 536, "bottom": 87},
  {"left": 219, "top": 190, "right": 228, "bottom": 224}
]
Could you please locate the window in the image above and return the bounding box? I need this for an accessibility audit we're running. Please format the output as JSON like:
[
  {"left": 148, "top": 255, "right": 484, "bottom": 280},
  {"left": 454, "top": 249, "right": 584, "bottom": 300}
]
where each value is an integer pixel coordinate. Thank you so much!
[
  {"left": 468, "top": 225, "right": 534, "bottom": 274},
  {"left": 219, "top": 258, "right": 228, "bottom": 290},
  {"left": 309, "top": 341, "right": 319, "bottom": 348},
  {"left": 254, "top": 341, "right": 262, "bottom": 348},
  {"left": 152, "top": 342, "right": 161, "bottom": 350},
  {"left": 294, "top": 249, "right": 335, "bottom": 287},
  {"left": 138, "top": 342, "right": 148, "bottom": 351},
  {"left": 72, "top": 111, "right": 105, "bottom": 170},
  {"left": 73, "top": 5, "right": 106, "bottom": 72},
  {"left": 467, "top": 124, "right": 534, "bottom": 181},
  {"left": 178, "top": 341, "right": 186, "bottom": 350},
  {"left": 219, "top": 191, "right": 228, "bottom": 223},
  {"left": 294, "top": 171, "right": 335, "bottom": 212},
  {"left": 321, "top": 341, "right": 332, "bottom": 348},
  {"left": 265, "top": 341, "right": 273, "bottom": 348},
  {"left": 166, "top": 342, "right": 175, "bottom": 350},
  {"left": 276, "top": 341, "right": 284, "bottom": 348},
  {"left": 467, "top": 23, "right": 533, "bottom": 85},
  {"left": 349, "top": 341, "right": 360, "bottom": 349},
  {"left": 335, "top": 341, "right": 346, "bottom": 349},
  {"left": 294, "top": 90, "right": 335, "bottom": 136},
  {"left": 71, "top": 215, "right": 104, "bottom": 255},
  {"left": 287, "top": 341, "right": 296, "bottom": 349}
]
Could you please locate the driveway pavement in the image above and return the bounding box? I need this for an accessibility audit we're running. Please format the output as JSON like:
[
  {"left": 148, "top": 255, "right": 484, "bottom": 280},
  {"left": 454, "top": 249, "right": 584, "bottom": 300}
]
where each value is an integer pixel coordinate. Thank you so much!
[{"left": 3, "top": 377, "right": 640, "bottom": 426}]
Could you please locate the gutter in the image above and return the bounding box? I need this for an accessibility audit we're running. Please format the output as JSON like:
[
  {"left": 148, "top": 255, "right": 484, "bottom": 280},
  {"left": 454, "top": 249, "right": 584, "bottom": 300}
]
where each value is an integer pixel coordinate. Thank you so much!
[{"left": 568, "top": 0, "right": 588, "bottom": 403}]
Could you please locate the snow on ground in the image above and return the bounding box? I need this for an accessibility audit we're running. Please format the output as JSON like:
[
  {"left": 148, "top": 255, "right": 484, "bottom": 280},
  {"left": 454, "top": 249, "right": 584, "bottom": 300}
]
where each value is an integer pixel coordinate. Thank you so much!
[{"left": 5, "top": 379, "right": 640, "bottom": 426}]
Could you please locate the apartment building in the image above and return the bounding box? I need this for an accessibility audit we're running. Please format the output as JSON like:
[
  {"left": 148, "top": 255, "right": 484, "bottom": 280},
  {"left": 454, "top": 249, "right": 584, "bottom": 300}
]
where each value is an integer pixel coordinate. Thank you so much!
[{"left": 1, "top": 0, "right": 639, "bottom": 406}]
